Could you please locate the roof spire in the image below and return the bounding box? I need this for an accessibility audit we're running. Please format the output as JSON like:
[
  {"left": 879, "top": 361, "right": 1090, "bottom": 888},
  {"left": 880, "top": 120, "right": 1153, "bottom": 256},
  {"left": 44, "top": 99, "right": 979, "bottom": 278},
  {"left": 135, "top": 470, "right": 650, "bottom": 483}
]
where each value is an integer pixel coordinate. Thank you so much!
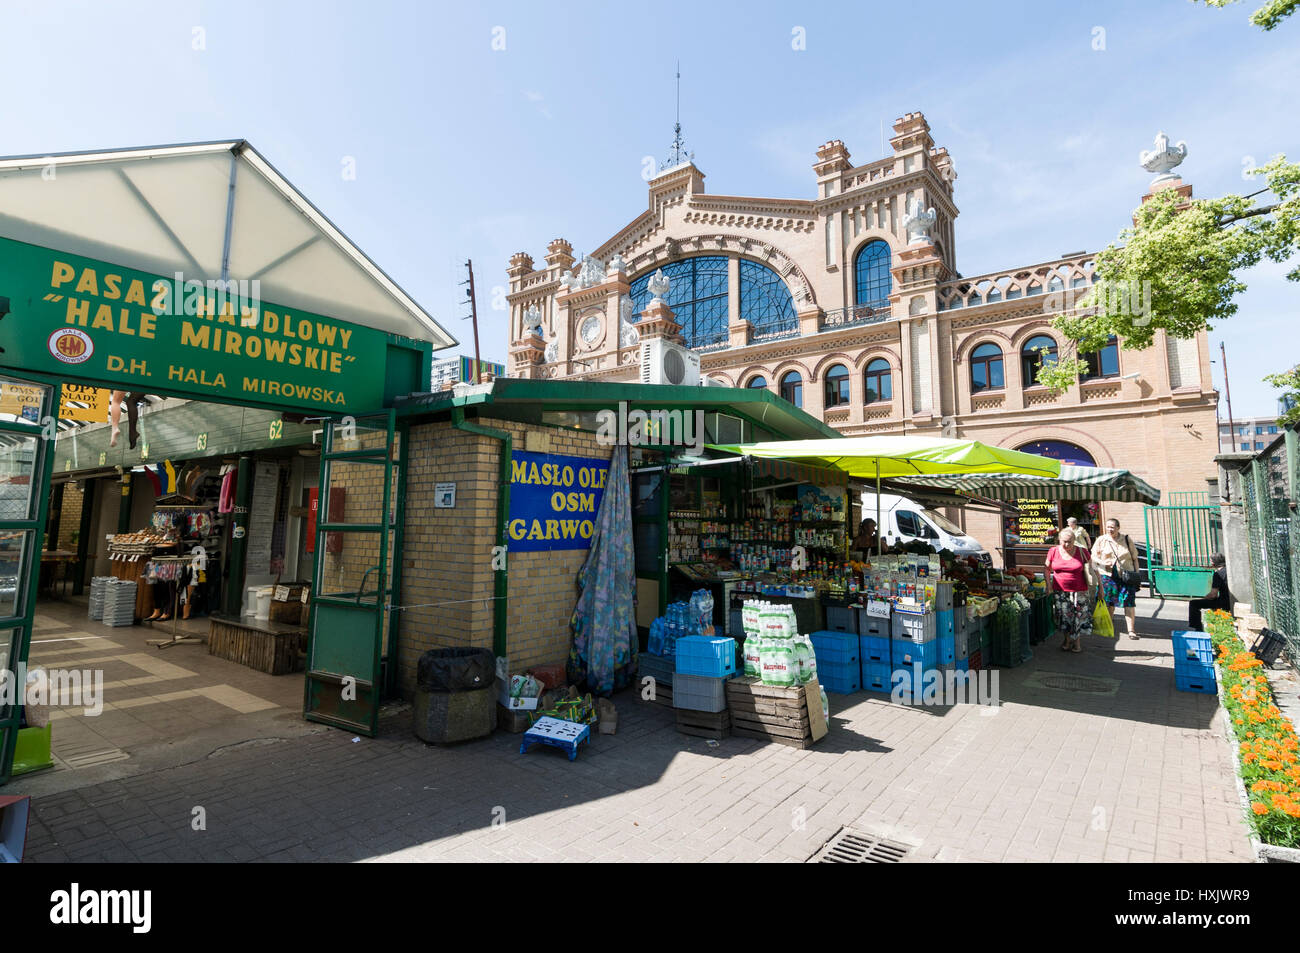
[{"left": 661, "top": 60, "right": 694, "bottom": 171}]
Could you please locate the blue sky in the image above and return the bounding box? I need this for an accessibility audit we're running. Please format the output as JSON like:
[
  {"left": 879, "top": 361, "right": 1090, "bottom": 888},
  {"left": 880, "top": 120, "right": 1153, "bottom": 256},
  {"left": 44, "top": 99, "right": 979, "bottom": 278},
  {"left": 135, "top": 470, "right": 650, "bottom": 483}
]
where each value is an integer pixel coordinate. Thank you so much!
[{"left": 2, "top": 0, "right": 1295, "bottom": 416}]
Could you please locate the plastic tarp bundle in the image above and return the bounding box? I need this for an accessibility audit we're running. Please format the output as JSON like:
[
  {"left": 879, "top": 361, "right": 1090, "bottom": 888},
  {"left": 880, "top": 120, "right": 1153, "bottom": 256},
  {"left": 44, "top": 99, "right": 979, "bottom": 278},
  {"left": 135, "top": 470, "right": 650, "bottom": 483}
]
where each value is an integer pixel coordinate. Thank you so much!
[{"left": 568, "top": 445, "right": 637, "bottom": 696}]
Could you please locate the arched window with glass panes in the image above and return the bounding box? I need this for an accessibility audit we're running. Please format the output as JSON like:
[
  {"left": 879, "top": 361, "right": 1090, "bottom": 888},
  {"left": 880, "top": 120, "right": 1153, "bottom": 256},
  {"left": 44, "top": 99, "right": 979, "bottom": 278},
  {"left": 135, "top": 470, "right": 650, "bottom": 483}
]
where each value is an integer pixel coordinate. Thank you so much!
[
  {"left": 970, "top": 343, "right": 1005, "bottom": 393},
  {"left": 628, "top": 255, "right": 798, "bottom": 350},
  {"left": 863, "top": 358, "right": 892, "bottom": 404},
  {"left": 1020, "top": 334, "right": 1058, "bottom": 388},
  {"left": 1083, "top": 336, "right": 1120, "bottom": 379},
  {"left": 824, "top": 364, "right": 850, "bottom": 407},
  {"left": 779, "top": 371, "right": 803, "bottom": 408},
  {"left": 747, "top": 374, "right": 768, "bottom": 389},
  {"left": 854, "top": 241, "right": 892, "bottom": 310}
]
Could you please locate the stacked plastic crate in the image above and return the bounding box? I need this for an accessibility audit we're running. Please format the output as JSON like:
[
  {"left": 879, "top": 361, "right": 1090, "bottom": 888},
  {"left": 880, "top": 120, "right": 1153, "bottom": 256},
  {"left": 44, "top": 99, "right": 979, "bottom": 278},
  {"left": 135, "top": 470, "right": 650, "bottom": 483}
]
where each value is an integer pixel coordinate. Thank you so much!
[
  {"left": 859, "top": 609, "right": 892, "bottom": 693},
  {"left": 809, "top": 630, "right": 860, "bottom": 694},
  {"left": 673, "top": 636, "right": 736, "bottom": 737},
  {"left": 891, "top": 609, "right": 938, "bottom": 700},
  {"left": 1171, "top": 630, "right": 1216, "bottom": 694}
]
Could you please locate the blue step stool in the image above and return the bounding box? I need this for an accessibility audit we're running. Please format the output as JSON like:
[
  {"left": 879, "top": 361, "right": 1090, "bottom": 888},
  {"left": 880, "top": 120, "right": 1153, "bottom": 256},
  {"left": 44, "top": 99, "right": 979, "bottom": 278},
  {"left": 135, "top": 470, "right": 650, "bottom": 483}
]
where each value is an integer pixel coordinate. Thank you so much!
[{"left": 519, "top": 716, "right": 592, "bottom": 761}]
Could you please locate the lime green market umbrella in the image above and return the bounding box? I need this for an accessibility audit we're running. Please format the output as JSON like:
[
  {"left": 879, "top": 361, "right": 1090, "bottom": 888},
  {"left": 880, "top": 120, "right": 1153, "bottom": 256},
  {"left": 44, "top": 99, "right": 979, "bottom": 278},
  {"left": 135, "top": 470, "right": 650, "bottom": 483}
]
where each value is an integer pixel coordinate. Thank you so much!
[{"left": 708, "top": 435, "right": 1062, "bottom": 556}]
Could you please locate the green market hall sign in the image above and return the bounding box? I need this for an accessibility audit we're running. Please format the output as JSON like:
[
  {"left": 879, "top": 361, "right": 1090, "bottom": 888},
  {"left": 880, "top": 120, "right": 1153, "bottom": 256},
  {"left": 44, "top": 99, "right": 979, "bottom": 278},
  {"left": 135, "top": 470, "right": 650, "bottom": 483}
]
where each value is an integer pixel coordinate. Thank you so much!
[{"left": 0, "top": 236, "right": 391, "bottom": 413}]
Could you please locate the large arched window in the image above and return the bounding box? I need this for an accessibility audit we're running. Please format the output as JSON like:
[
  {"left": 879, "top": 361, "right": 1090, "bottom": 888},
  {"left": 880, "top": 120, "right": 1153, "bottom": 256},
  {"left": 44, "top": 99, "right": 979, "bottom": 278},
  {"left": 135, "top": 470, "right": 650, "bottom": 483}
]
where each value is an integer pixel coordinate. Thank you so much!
[
  {"left": 1083, "top": 336, "right": 1120, "bottom": 379},
  {"left": 970, "top": 343, "right": 1004, "bottom": 393},
  {"left": 629, "top": 256, "right": 729, "bottom": 349},
  {"left": 739, "top": 259, "right": 797, "bottom": 338},
  {"left": 1020, "top": 334, "right": 1058, "bottom": 388},
  {"left": 824, "top": 364, "right": 850, "bottom": 408},
  {"left": 863, "top": 358, "right": 892, "bottom": 404},
  {"left": 779, "top": 371, "right": 803, "bottom": 408},
  {"left": 747, "top": 374, "right": 768, "bottom": 389},
  {"left": 854, "top": 241, "right": 892, "bottom": 309}
]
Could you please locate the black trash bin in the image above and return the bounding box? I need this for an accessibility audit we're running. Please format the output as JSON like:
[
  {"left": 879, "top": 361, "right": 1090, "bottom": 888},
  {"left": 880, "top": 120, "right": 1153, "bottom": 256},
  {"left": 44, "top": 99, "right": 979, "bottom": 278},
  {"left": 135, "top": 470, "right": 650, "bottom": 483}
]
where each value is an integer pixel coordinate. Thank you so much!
[{"left": 413, "top": 647, "right": 497, "bottom": 743}]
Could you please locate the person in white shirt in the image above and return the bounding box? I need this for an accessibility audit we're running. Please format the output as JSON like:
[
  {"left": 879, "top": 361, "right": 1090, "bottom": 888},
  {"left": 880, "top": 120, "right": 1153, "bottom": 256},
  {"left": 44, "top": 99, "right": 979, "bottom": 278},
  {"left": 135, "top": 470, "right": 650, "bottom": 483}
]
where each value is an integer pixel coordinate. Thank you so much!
[
  {"left": 1091, "top": 518, "right": 1140, "bottom": 639},
  {"left": 1065, "top": 516, "right": 1092, "bottom": 552}
]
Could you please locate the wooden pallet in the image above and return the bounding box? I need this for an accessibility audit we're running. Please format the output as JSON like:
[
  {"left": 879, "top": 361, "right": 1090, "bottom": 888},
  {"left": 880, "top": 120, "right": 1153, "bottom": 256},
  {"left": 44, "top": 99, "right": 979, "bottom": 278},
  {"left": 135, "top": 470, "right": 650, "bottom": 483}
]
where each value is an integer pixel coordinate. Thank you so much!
[
  {"left": 725, "top": 676, "right": 827, "bottom": 748},
  {"left": 675, "top": 708, "right": 730, "bottom": 740}
]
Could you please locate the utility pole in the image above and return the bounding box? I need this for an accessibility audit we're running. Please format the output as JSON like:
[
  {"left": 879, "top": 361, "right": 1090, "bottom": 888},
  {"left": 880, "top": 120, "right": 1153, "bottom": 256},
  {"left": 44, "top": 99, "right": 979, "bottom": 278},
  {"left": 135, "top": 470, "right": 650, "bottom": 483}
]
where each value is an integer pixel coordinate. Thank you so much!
[
  {"left": 463, "top": 259, "right": 482, "bottom": 382},
  {"left": 1221, "top": 341, "right": 1237, "bottom": 452}
]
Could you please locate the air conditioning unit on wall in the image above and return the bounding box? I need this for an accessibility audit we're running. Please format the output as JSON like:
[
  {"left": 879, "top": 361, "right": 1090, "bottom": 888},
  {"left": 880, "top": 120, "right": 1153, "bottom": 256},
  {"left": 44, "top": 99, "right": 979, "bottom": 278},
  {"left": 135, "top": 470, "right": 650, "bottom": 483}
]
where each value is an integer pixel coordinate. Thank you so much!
[{"left": 639, "top": 338, "right": 701, "bottom": 386}]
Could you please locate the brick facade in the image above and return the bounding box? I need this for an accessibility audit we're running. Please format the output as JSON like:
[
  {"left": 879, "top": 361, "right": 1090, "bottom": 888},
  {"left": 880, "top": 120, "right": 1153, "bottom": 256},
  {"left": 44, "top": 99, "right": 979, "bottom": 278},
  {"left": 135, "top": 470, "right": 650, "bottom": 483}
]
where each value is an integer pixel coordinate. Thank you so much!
[{"left": 505, "top": 111, "right": 1220, "bottom": 561}]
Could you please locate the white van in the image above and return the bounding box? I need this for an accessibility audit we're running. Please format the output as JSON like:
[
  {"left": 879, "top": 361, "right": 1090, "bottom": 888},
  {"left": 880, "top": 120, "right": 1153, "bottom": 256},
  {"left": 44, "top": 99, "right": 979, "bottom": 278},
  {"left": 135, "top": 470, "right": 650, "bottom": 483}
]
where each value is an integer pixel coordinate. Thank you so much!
[{"left": 859, "top": 492, "right": 991, "bottom": 563}]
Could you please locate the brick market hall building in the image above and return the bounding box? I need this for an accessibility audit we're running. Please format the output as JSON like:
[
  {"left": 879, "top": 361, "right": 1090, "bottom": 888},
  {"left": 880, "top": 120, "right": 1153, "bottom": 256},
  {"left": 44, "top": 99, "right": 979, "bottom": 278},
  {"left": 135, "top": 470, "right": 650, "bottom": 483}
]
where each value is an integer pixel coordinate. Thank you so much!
[{"left": 504, "top": 113, "right": 1219, "bottom": 564}]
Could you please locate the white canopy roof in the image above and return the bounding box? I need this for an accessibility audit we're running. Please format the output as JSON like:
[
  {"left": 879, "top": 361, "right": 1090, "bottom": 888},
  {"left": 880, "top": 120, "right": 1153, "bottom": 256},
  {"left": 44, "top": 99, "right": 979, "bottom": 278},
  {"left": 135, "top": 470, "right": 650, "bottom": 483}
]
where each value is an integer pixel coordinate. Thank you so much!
[{"left": 0, "top": 140, "right": 456, "bottom": 348}]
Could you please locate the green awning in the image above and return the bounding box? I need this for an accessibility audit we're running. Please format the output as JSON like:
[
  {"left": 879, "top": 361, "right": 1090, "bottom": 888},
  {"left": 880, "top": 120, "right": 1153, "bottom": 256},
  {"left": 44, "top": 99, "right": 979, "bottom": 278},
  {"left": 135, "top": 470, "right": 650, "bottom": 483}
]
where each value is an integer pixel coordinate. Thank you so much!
[{"left": 891, "top": 465, "right": 1161, "bottom": 505}]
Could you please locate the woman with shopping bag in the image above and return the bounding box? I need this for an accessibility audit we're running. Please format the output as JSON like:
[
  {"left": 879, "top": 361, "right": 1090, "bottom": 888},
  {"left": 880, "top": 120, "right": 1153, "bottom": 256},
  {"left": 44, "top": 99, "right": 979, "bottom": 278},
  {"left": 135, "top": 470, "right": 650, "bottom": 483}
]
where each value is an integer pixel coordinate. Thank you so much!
[
  {"left": 1091, "top": 518, "right": 1141, "bottom": 640},
  {"left": 1044, "top": 527, "right": 1096, "bottom": 653}
]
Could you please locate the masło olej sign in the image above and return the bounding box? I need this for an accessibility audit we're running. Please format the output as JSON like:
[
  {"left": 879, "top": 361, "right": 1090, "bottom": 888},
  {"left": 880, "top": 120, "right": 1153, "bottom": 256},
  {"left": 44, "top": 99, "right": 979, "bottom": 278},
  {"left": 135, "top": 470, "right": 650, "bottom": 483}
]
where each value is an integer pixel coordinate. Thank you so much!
[
  {"left": 508, "top": 450, "right": 609, "bottom": 551},
  {"left": 0, "top": 236, "right": 389, "bottom": 413}
]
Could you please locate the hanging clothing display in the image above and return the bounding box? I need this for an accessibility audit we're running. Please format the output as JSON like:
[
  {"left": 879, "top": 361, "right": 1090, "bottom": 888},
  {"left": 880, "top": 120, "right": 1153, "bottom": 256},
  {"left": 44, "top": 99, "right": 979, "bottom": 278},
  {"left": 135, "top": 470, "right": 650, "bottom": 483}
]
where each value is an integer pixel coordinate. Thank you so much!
[
  {"left": 218, "top": 466, "right": 237, "bottom": 514},
  {"left": 567, "top": 445, "right": 637, "bottom": 696}
]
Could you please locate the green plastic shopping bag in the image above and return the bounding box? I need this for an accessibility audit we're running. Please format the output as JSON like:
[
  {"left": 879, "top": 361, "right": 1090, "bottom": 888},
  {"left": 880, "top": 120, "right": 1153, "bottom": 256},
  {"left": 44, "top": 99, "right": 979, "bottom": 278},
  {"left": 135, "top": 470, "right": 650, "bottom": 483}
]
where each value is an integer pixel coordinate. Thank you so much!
[{"left": 1093, "top": 599, "right": 1114, "bottom": 638}]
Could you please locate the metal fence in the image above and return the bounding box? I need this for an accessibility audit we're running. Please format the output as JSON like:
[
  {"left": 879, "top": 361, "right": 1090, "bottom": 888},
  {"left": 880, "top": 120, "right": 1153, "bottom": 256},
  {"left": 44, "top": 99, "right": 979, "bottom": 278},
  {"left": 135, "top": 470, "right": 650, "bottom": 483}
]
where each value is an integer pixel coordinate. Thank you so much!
[
  {"left": 1143, "top": 491, "right": 1221, "bottom": 596},
  {"left": 1237, "top": 429, "right": 1299, "bottom": 659}
]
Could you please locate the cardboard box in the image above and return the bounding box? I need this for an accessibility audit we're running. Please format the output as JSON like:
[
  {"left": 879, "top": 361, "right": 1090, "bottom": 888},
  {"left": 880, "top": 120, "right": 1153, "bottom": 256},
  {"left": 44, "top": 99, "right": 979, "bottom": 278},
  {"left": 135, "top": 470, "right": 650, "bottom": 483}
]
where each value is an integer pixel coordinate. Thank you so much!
[
  {"left": 0, "top": 795, "right": 30, "bottom": 863},
  {"left": 496, "top": 678, "right": 541, "bottom": 711}
]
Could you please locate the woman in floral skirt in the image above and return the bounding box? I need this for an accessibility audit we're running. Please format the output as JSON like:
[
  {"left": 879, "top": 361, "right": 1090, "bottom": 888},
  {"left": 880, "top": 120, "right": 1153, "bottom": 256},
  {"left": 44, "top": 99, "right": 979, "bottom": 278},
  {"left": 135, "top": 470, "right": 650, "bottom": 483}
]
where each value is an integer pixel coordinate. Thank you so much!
[{"left": 1045, "top": 527, "right": 1096, "bottom": 653}]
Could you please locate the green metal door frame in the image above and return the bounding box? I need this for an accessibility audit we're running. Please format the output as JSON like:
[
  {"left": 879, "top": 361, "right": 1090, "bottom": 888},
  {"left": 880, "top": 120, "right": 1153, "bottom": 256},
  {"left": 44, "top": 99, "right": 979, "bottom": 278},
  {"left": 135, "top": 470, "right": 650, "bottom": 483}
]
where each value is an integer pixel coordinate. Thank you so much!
[
  {"left": 303, "top": 409, "right": 400, "bottom": 736},
  {"left": 0, "top": 374, "right": 61, "bottom": 784}
]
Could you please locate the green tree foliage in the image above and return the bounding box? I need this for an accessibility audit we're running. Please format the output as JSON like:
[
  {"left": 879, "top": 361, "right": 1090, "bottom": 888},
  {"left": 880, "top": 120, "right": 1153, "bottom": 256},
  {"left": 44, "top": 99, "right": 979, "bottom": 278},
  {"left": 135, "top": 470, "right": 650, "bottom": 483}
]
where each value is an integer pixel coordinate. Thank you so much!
[
  {"left": 1199, "top": 0, "right": 1298, "bottom": 31},
  {"left": 1036, "top": 157, "right": 1300, "bottom": 393}
]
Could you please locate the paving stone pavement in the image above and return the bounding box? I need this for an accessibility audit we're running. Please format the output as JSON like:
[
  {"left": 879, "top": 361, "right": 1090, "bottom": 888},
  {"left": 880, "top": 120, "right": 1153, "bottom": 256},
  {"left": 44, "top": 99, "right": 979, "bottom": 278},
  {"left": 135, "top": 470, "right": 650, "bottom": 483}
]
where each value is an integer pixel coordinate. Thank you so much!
[{"left": 15, "top": 597, "right": 1256, "bottom": 862}]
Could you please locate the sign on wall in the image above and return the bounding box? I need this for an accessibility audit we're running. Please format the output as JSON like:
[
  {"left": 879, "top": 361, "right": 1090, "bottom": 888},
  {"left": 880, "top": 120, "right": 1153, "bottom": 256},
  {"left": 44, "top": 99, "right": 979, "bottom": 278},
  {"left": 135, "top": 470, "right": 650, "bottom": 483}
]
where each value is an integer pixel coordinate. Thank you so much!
[
  {"left": 507, "top": 450, "right": 610, "bottom": 552},
  {"left": 0, "top": 381, "right": 110, "bottom": 422},
  {"left": 0, "top": 236, "right": 390, "bottom": 414}
]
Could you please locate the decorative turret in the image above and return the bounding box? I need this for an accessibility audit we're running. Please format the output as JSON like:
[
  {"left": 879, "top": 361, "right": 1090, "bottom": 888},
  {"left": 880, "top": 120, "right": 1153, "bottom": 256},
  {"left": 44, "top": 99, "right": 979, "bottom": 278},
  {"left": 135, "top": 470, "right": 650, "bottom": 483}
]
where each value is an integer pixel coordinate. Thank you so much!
[
  {"left": 890, "top": 112, "right": 934, "bottom": 154},
  {"left": 507, "top": 251, "right": 534, "bottom": 278},
  {"left": 813, "top": 139, "right": 853, "bottom": 176},
  {"left": 545, "top": 238, "right": 575, "bottom": 272},
  {"left": 636, "top": 270, "right": 683, "bottom": 343}
]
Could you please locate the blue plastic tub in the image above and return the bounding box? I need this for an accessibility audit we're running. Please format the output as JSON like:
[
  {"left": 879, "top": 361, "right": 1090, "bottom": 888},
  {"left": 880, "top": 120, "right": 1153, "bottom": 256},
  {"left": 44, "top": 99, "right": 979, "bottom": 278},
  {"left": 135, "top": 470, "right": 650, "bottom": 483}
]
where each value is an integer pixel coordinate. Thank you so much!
[{"left": 675, "top": 636, "right": 736, "bottom": 678}]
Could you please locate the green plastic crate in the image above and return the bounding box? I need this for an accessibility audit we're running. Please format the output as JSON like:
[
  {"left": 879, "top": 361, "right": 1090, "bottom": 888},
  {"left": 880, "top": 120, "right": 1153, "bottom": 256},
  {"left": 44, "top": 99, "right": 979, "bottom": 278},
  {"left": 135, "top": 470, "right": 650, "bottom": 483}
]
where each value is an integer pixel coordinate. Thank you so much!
[{"left": 12, "top": 723, "right": 53, "bottom": 776}]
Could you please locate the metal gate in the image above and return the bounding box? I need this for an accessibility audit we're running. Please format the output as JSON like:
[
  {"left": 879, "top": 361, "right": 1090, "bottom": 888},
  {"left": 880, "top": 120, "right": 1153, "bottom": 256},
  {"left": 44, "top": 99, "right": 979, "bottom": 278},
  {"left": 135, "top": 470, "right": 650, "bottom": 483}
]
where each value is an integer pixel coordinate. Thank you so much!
[
  {"left": 0, "top": 376, "right": 60, "bottom": 784},
  {"left": 1143, "top": 491, "right": 1221, "bottom": 597}
]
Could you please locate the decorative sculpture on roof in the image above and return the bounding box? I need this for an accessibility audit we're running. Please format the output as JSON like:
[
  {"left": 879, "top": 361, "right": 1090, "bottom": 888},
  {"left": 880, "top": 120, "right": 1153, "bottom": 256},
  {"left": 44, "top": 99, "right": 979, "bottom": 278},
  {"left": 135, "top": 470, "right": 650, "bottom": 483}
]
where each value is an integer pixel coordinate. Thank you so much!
[
  {"left": 902, "top": 197, "right": 937, "bottom": 245},
  {"left": 647, "top": 268, "right": 671, "bottom": 302},
  {"left": 1140, "top": 131, "right": 1188, "bottom": 184},
  {"left": 574, "top": 256, "right": 606, "bottom": 290},
  {"left": 607, "top": 253, "right": 627, "bottom": 274},
  {"left": 524, "top": 304, "right": 544, "bottom": 337},
  {"left": 619, "top": 295, "right": 640, "bottom": 348}
]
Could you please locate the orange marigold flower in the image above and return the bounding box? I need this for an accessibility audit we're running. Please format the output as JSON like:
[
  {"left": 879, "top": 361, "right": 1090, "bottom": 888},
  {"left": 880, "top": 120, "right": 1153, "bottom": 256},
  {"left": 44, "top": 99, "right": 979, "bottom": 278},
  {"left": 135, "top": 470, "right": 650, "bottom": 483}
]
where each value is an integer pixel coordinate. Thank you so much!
[{"left": 1252, "top": 803, "right": 1269, "bottom": 815}]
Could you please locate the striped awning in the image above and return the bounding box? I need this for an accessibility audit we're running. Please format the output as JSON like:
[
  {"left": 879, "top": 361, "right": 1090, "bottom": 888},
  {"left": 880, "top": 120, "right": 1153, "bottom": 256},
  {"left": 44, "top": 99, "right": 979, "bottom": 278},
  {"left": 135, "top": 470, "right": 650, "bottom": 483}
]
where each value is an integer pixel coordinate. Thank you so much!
[
  {"left": 892, "top": 465, "right": 1161, "bottom": 505},
  {"left": 750, "top": 457, "right": 847, "bottom": 488}
]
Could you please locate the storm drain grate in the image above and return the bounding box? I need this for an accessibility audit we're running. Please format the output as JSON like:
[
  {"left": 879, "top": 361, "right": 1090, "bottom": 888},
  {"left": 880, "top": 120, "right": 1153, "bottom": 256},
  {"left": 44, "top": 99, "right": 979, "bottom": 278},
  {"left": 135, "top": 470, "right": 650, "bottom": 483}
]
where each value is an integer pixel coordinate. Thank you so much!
[
  {"left": 1023, "top": 671, "right": 1122, "bottom": 696},
  {"left": 1039, "top": 674, "right": 1117, "bottom": 694},
  {"left": 812, "top": 828, "right": 912, "bottom": 863}
]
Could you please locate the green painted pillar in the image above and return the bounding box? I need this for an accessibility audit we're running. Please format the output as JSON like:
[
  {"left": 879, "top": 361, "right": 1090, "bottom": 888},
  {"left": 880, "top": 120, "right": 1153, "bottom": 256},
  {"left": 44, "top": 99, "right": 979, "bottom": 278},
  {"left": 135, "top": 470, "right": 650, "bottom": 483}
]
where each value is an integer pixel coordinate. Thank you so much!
[
  {"left": 73, "top": 478, "right": 96, "bottom": 595},
  {"left": 223, "top": 457, "right": 253, "bottom": 616}
]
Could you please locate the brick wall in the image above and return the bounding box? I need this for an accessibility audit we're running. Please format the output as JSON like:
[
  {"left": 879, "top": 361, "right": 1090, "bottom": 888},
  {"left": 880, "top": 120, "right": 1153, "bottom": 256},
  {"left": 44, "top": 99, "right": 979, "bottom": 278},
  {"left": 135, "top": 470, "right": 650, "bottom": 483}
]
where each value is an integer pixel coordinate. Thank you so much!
[
  {"left": 396, "top": 416, "right": 613, "bottom": 698},
  {"left": 55, "top": 482, "right": 83, "bottom": 550}
]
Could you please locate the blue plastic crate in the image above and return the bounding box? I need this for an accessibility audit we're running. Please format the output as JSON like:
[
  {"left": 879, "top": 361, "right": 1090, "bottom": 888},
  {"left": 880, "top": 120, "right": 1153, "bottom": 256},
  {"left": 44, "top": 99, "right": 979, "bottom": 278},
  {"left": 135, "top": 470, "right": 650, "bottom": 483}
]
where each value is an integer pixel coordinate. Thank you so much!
[
  {"left": 892, "top": 639, "right": 938, "bottom": 670},
  {"left": 810, "top": 630, "right": 859, "bottom": 664},
  {"left": 1172, "top": 630, "right": 1215, "bottom": 668},
  {"left": 1175, "top": 670, "right": 1216, "bottom": 694},
  {"left": 824, "top": 606, "right": 858, "bottom": 634},
  {"left": 675, "top": 636, "right": 736, "bottom": 678},
  {"left": 955, "top": 658, "right": 969, "bottom": 672},
  {"left": 1174, "top": 658, "right": 1216, "bottom": 680},
  {"left": 859, "top": 634, "right": 890, "bottom": 665},
  {"left": 938, "top": 633, "right": 955, "bottom": 666},
  {"left": 861, "top": 660, "right": 892, "bottom": 693},
  {"left": 818, "top": 666, "right": 860, "bottom": 694},
  {"left": 938, "top": 609, "right": 954, "bottom": 639}
]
